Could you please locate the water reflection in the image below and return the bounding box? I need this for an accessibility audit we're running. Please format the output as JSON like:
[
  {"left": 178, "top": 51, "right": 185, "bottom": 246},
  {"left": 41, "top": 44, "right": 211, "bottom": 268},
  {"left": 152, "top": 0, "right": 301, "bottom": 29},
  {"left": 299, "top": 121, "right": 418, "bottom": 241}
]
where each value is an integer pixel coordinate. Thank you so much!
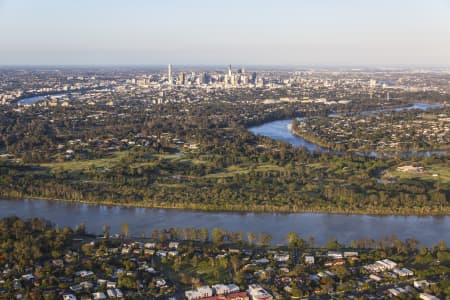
[{"left": 0, "top": 199, "right": 448, "bottom": 246}]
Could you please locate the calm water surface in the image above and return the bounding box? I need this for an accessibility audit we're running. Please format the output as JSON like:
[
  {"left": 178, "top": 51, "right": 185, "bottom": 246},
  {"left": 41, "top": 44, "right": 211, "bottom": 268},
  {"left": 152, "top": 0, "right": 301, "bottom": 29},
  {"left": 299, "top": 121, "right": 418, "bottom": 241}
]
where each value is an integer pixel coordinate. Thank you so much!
[
  {"left": 0, "top": 199, "right": 448, "bottom": 246},
  {"left": 17, "top": 95, "right": 47, "bottom": 105},
  {"left": 3, "top": 102, "right": 448, "bottom": 246},
  {"left": 248, "top": 102, "right": 447, "bottom": 157}
]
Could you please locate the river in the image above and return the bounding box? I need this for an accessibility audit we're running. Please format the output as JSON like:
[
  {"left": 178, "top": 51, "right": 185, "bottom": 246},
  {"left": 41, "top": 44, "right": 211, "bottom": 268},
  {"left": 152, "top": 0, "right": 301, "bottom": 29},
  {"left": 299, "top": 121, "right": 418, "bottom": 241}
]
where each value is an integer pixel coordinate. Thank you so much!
[
  {"left": 16, "top": 86, "right": 112, "bottom": 105},
  {"left": 0, "top": 199, "right": 448, "bottom": 245},
  {"left": 17, "top": 95, "right": 48, "bottom": 105},
  {"left": 248, "top": 102, "right": 447, "bottom": 157},
  {"left": 2, "top": 102, "right": 448, "bottom": 246}
]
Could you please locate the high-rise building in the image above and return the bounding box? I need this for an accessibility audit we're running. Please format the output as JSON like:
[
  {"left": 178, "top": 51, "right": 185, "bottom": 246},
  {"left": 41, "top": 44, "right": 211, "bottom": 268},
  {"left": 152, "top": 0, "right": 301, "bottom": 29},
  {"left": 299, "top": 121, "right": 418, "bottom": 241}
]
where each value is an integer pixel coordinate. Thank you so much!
[
  {"left": 168, "top": 64, "right": 172, "bottom": 86},
  {"left": 242, "top": 75, "right": 248, "bottom": 85},
  {"left": 228, "top": 64, "right": 232, "bottom": 77},
  {"left": 178, "top": 72, "right": 185, "bottom": 85},
  {"left": 198, "top": 72, "right": 207, "bottom": 84},
  {"left": 230, "top": 74, "right": 237, "bottom": 86}
]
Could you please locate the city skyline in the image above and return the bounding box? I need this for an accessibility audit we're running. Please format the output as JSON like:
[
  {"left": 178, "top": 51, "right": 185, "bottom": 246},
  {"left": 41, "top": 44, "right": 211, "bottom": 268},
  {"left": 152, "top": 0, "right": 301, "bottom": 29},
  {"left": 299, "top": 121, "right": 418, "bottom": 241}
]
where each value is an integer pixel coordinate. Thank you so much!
[{"left": 0, "top": 0, "right": 450, "bottom": 66}]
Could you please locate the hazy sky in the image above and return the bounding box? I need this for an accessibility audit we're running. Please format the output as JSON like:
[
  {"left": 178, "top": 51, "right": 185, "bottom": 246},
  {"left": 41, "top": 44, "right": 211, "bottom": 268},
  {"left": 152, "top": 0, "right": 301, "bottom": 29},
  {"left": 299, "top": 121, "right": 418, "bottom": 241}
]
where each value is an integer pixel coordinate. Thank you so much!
[{"left": 1, "top": 0, "right": 449, "bottom": 66}]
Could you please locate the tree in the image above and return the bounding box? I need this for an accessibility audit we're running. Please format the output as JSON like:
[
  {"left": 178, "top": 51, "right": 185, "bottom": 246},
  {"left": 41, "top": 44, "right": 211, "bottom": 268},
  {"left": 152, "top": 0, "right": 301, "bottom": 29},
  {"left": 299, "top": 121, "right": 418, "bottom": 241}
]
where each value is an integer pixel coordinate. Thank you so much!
[
  {"left": 287, "top": 232, "right": 305, "bottom": 250},
  {"left": 326, "top": 238, "right": 341, "bottom": 250},
  {"left": 437, "top": 240, "right": 447, "bottom": 251},
  {"left": 211, "top": 228, "right": 224, "bottom": 245},
  {"left": 287, "top": 232, "right": 300, "bottom": 249},
  {"left": 258, "top": 233, "right": 272, "bottom": 246},
  {"left": 121, "top": 223, "right": 129, "bottom": 238},
  {"left": 151, "top": 228, "right": 159, "bottom": 240},
  {"left": 405, "top": 238, "right": 419, "bottom": 253},
  {"left": 419, "top": 245, "right": 428, "bottom": 256},
  {"left": 247, "top": 232, "right": 256, "bottom": 245},
  {"left": 230, "top": 255, "right": 241, "bottom": 274},
  {"left": 199, "top": 228, "right": 209, "bottom": 242},
  {"left": 334, "top": 265, "right": 350, "bottom": 283},
  {"left": 102, "top": 225, "right": 110, "bottom": 239},
  {"left": 75, "top": 223, "right": 86, "bottom": 235}
]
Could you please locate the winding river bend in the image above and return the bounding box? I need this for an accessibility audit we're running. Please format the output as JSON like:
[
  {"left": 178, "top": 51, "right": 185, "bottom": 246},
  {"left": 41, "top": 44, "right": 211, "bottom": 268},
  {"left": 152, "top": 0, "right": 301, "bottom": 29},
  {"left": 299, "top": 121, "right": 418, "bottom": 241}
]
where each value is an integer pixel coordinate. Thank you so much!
[
  {"left": 248, "top": 102, "right": 446, "bottom": 157},
  {"left": 1, "top": 102, "right": 448, "bottom": 245},
  {"left": 0, "top": 199, "right": 448, "bottom": 245}
]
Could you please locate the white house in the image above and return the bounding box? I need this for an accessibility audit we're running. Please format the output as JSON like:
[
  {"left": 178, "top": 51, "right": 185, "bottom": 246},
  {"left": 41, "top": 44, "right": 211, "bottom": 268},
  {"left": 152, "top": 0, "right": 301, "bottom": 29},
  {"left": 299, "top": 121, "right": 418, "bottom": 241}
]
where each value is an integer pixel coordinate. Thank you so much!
[
  {"left": 107, "top": 289, "right": 116, "bottom": 298},
  {"left": 169, "top": 242, "right": 180, "bottom": 249},
  {"left": 212, "top": 283, "right": 240, "bottom": 295},
  {"left": 248, "top": 284, "right": 273, "bottom": 300},
  {"left": 92, "top": 292, "right": 107, "bottom": 300},
  {"left": 419, "top": 293, "right": 440, "bottom": 300},
  {"left": 145, "top": 242, "right": 156, "bottom": 249},
  {"left": 185, "top": 286, "right": 213, "bottom": 300},
  {"left": 393, "top": 268, "right": 414, "bottom": 277},
  {"left": 327, "top": 251, "right": 343, "bottom": 260},
  {"left": 305, "top": 256, "right": 315, "bottom": 264},
  {"left": 273, "top": 253, "right": 290, "bottom": 262},
  {"left": 414, "top": 280, "right": 430, "bottom": 290},
  {"left": 343, "top": 251, "right": 359, "bottom": 257}
]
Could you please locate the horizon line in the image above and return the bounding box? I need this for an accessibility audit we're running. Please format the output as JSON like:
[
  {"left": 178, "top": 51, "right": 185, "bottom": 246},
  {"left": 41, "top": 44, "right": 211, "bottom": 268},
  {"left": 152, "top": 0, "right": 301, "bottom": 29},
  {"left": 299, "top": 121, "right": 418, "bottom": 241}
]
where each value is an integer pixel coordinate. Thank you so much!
[{"left": 1, "top": 63, "right": 450, "bottom": 70}]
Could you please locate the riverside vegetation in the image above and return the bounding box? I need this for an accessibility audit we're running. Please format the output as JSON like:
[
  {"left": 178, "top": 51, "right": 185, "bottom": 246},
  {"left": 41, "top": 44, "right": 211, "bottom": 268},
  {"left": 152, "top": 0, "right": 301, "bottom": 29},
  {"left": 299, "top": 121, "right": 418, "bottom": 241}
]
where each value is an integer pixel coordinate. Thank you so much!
[
  {"left": 291, "top": 107, "right": 449, "bottom": 153},
  {"left": 0, "top": 216, "right": 449, "bottom": 299},
  {"left": 0, "top": 95, "right": 449, "bottom": 215}
]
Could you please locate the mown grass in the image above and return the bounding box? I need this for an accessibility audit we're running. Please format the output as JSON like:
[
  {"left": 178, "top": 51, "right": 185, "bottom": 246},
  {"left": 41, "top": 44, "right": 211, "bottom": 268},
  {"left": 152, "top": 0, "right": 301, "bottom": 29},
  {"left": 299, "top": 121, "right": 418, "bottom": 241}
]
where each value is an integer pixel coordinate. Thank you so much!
[
  {"left": 385, "top": 163, "right": 450, "bottom": 184},
  {"left": 39, "top": 151, "right": 130, "bottom": 171},
  {"left": 205, "top": 163, "right": 284, "bottom": 178}
]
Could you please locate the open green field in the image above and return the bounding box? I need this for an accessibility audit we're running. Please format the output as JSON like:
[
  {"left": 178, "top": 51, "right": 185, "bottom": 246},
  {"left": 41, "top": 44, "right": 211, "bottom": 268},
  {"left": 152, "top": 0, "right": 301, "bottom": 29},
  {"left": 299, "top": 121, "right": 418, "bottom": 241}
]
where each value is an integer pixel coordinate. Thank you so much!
[
  {"left": 204, "top": 163, "right": 284, "bottom": 178},
  {"left": 38, "top": 151, "right": 285, "bottom": 180},
  {"left": 384, "top": 163, "right": 450, "bottom": 184},
  {"left": 39, "top": 151, "right": 130, "bottom": 171}
]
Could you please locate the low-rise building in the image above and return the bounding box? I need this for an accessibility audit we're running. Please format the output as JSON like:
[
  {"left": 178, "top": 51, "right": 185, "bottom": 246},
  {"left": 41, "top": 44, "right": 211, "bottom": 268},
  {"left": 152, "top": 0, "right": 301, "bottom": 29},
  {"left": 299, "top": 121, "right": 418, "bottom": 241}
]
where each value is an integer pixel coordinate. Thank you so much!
[
  {"left": 92, "top": 292, "right": 107, "bottom": 300},
  {"left": 185, "top": 286, "right": 213, "bottom": 300},
  {"left": 414, "top": 280, "right": 430, "bottom": 290},
  {"left": 419, "top": 293, "right": 440, "bottom": 300},
  {"left": 305, "top": 256, "right": 314, "bottom": 264},
  {"left": 212, "top": 283, "right": 240, "bottom": 295},
  {"left": 247, "top": 284, "right": 273, "bottom": 300}
]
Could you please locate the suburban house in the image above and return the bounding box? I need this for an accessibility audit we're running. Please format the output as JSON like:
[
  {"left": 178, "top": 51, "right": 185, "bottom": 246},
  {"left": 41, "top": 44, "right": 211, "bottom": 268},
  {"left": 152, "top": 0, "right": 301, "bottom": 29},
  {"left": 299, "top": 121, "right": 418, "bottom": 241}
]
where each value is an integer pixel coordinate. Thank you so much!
[{"left": 247, "top": 284, "right": 273, "bottom": 300}]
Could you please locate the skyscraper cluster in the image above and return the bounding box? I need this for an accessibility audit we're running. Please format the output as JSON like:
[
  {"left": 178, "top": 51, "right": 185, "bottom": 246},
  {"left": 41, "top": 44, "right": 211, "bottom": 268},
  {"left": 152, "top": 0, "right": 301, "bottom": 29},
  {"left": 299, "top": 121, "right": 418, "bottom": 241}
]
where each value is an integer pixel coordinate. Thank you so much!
[{"left": 166, "top": 64, "right": 257, "bottom": 88}]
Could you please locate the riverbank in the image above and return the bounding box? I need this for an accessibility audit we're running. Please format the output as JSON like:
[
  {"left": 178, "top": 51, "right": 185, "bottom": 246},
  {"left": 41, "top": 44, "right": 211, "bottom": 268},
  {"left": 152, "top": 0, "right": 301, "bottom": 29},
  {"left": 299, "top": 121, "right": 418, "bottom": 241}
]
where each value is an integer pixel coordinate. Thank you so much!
[
  {"left": 288, "top": 123, "right": 332, "bottom": 150},
  {"left": 289, "top": 124, "right": 450, "bottom": 154},
  {"left": 291, "top": 124, "right": 449, "bottom": 153},
  {"left": 2, "top": 193, "right": 449, "bottom": 216},
  {"left": 1, "top": 198, "right": 449, "bottom": 246}
]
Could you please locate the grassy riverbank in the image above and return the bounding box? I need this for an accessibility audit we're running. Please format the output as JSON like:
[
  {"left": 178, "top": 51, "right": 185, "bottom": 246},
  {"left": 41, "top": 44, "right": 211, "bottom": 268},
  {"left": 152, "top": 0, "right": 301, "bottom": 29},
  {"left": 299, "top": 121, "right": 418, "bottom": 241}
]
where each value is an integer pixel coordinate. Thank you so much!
[
  {"left": 290, "top": 123, "right": 450, "bottom": 154},
  {"left": 2, "top": 193, "right": 449, "bottom": 216},
  {"left": 1, "top": 142, "right": 449, "bottom": 217},
  {"left": 289, "top": 106, "right": 450, "bottom": 153}
]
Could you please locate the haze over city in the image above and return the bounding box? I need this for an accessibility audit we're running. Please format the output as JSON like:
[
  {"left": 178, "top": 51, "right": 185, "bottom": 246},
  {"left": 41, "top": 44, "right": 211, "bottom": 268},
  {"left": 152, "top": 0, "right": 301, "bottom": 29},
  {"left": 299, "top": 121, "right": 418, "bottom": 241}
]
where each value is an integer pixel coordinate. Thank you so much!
[
  {"left": 1, "top": 0, "right": 450, "bottom": 66},
  {"left": 0, "top": 1, "right": 450, "bottom": 299}
]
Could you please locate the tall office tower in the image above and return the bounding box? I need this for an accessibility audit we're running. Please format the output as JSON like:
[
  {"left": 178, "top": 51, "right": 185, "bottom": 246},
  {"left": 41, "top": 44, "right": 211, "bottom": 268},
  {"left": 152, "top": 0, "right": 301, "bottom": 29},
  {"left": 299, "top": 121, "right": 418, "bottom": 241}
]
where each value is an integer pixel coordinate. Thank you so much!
[
  {"left": 231, "top": 74, "right": 238, "bottom": 87},
  {"left": 198, "top": 72, "right": 207, "bottom": 84},
  {"left": 228, "top": 64, "right": 232, "bottom": 77},
  {"left": 178, "top": 72, "right": 185, "bottom": 85},
  {"left": 251, "top": 72, "right": 257, "bottom": 84},
  {"left": 242, "top": 75, "right": 249, "bottom": 86},
  {"left": 168, "top": 64, "right": 172, "bottom": 86}
]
